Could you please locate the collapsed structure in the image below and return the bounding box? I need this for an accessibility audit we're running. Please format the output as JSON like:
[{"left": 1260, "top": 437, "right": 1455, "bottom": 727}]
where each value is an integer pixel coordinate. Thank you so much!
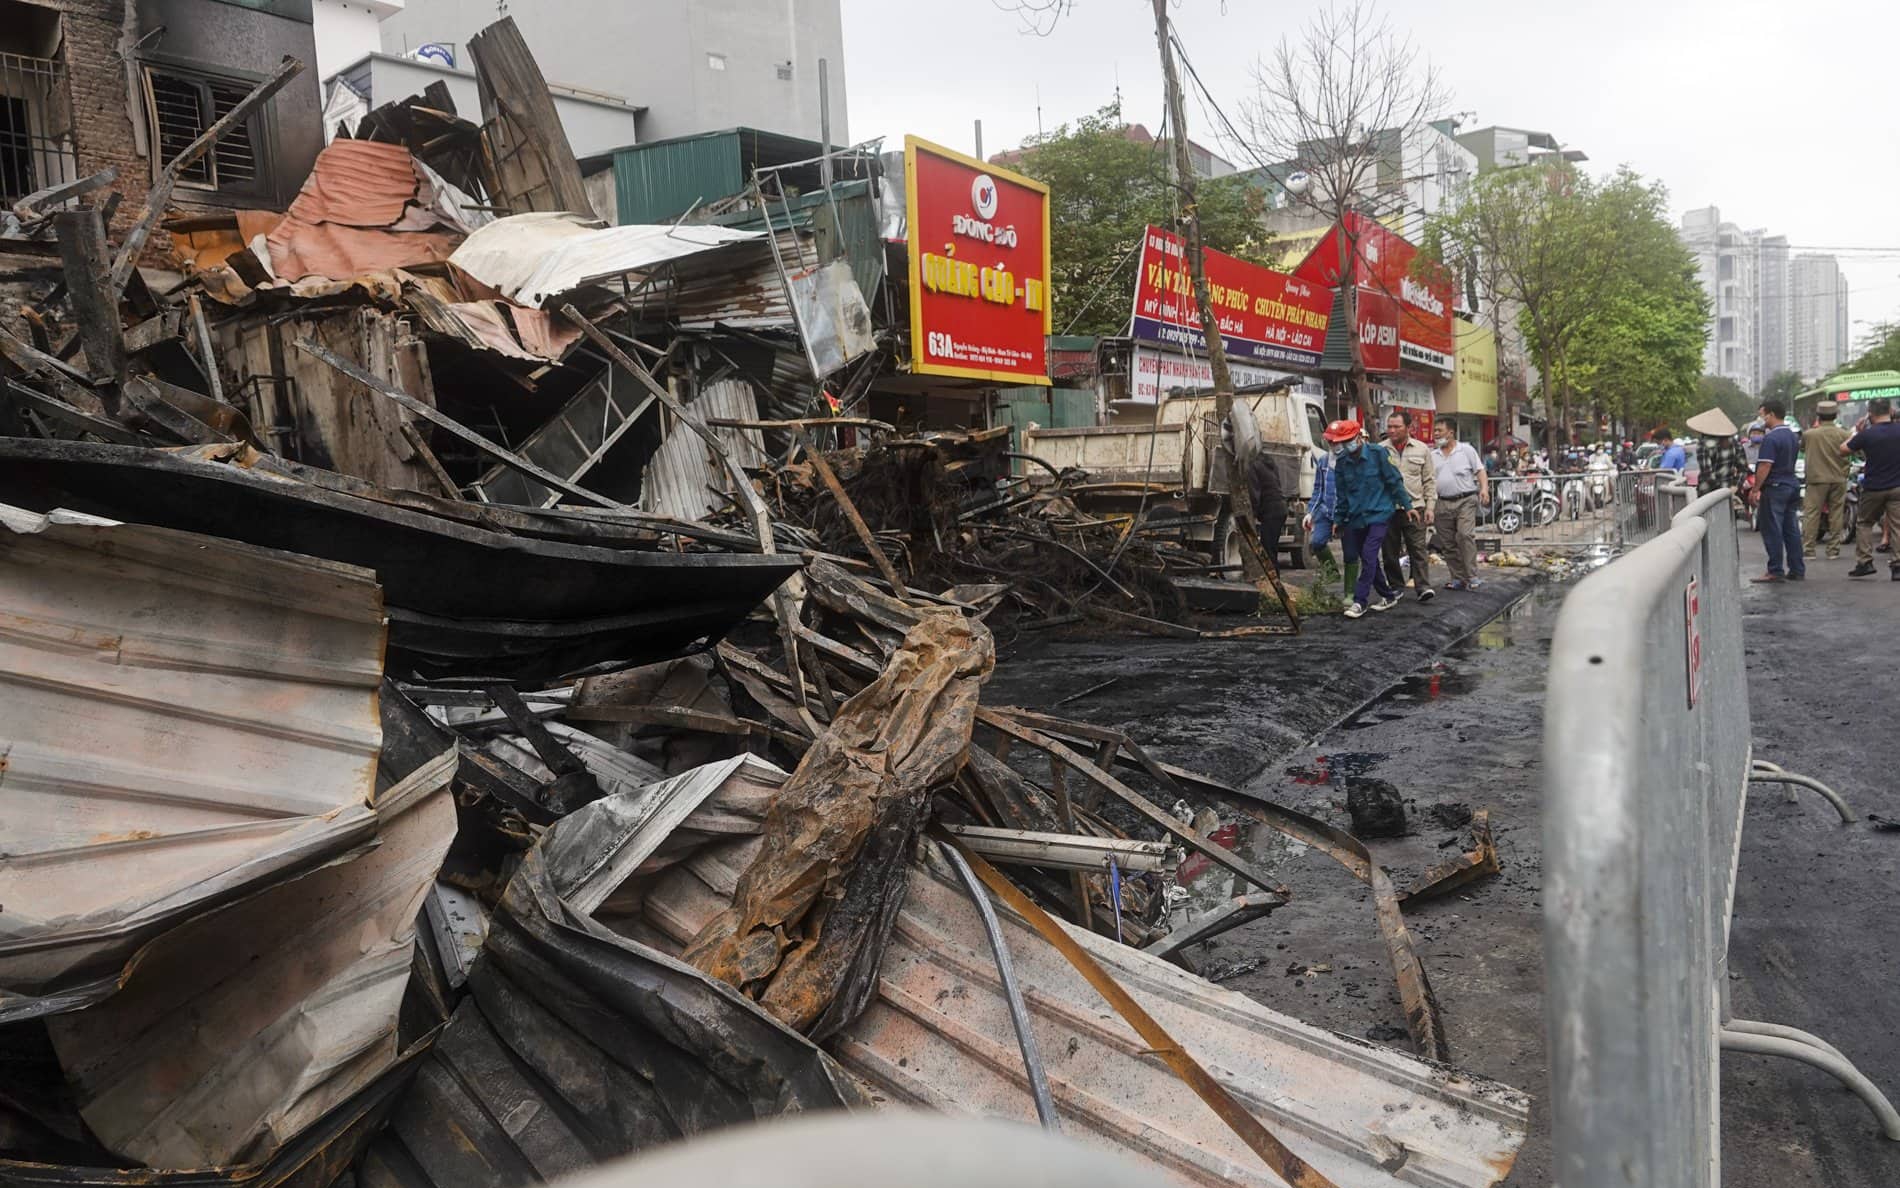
[{"left": 0, "top": 17, "right": 1525, "bottom": 1188}]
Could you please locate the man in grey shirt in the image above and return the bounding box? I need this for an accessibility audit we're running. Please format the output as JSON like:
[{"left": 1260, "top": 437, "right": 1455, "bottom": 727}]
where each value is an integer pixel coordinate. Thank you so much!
[{"left": 1432, "top": 421, "right": 1490, "bottom": 590}]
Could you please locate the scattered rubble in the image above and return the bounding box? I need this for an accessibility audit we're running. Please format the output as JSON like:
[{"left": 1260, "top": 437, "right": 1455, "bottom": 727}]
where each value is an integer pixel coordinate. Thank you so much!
[{"left": 0, "top": 19, "right": 1521, "bottom": 1188}]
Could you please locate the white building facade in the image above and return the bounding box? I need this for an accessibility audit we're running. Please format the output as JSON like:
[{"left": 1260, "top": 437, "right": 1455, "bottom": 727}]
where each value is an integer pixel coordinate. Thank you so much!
[{"left": 1789, "top": 253, "right": 1852, "bottom": 382}]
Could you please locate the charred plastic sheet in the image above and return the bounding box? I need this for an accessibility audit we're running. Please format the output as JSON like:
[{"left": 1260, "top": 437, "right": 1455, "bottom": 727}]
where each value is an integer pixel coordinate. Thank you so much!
[{"left": 0, "top": 440, "right": 801, "bottom": 681}]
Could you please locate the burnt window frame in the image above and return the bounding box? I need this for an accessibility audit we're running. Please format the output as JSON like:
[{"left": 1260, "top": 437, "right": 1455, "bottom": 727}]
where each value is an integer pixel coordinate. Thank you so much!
[{"left": 140, "top": 61, "right": 278, "bottom": 202}]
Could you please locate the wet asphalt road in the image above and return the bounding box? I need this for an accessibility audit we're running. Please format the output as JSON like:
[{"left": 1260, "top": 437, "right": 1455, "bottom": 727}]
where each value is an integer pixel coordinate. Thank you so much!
[{"left": 988, "top": 546, "right": 1900, "bottom": 1185}]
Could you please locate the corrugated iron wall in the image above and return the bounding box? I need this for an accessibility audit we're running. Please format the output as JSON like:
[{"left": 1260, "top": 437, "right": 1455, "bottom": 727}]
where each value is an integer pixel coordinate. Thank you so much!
[
  {"left": 640, "top": 379, "right": 765, "bottom": 521},
  {"left": 612, "top": 133, "right": 744, "bottom": 226}
]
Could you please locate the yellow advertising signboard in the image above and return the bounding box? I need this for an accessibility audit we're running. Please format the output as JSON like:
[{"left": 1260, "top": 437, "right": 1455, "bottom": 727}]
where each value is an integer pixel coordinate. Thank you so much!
[{"left": 1450, "top": 318, "right": 1498, "bottom": 415}]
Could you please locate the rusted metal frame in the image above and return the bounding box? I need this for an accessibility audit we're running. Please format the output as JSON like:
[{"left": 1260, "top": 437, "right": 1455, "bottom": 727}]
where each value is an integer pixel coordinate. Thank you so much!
[
  {"left": 1, "top": 379, "right": 142, "bottom": 444},
  {"left": 487, "top": 683, "right": 602, "bottom": 810},
  {"left": 1113, "top": 750, "right": 1448, "bottom": 1062},
  {"left": 989, "top": 708, "right": 1450, "bottom": 1058},
  {"left": 295, "top": 338, "right": 627, "bottom": 509},
  {"left": 793, "top": 622, "right": 880, "bottom": 676},
  {"left": 562, "top": 702, "right": 808, "bottom": 753},
  {"left": 709, "top": 416, "right": 896, "bottom": 435},
  {"left": 975, "top": 523, "right": 1136, "bottom": 601},
  {"left": 943, "top": 824, "right": 1179, "bottom": 875},
  {"left": 561, "top": 304, "right": 816, "bottom": 729},
  {"left": 109, "top": 56, "right": 305, "bottom": 296},
  {"left": 1397, "top": 809, "right": 1500, "bottom": 905},
  {"left": 1143, "top": 891, "right": 1290, "bottom": 960},
  {"left": 795, "top": 428, "right": 907, "bottom": 595},
  {"left": 974, "top": 709, "right": 1286, "bottom": 902},
  {"left": 942, "top": 836, "right": 1343, "bottom": 1188},
  {"left": 0, "top": 324, "right": 96, "bottom": 392}
]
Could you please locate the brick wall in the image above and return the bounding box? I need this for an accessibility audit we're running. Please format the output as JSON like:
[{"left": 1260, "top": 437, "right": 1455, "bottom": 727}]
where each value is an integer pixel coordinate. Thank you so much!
[{"left": 21, "top": 1, "right": 151, "bottom": 240}]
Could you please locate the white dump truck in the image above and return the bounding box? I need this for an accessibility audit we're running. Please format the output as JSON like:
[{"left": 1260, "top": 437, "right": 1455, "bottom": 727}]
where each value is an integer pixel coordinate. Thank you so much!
[{"left": 1021, "top": 385, "right": 1330, "bottom": 570}]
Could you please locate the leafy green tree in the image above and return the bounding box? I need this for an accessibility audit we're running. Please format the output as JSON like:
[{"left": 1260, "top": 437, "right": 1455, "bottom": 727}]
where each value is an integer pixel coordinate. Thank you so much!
[
  {"left": 1007, "top": 102, "right": 1268, "bottom": 339},
  {"left": 1565, "top": 171, "right": 1709, "bottom": 436},
  {"left": 1418, "top": 163, "right": 1710, "bottom": 449},
  {"left": 1846, "top": 321, "right": 1900, "bottom": 374},
  {"left": 1758, "top": 370, "right": 1808, "bottom": 403},
  {"left": 1697, "top": 374, "right": 1756, "bottom": 426}
]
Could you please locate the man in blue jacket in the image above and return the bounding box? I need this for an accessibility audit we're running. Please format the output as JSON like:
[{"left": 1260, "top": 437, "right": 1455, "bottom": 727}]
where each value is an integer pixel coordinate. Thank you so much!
[{"left": 1324, "top": 418, "right": 1414, "bottom": 619}]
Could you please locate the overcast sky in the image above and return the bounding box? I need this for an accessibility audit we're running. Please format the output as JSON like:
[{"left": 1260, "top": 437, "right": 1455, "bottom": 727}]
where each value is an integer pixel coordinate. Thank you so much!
[{"left": 839, "top": 0, "right": 1900, "bottom": 342}]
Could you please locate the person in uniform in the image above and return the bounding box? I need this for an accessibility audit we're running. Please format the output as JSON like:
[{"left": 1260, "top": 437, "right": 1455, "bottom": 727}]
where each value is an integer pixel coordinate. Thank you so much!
[
  {"left": 1800, "top": 401, "right": 1851, "bottom": 560},
  {"left": 1378, "top": 409, "right": 1437, "bottom": 601}
]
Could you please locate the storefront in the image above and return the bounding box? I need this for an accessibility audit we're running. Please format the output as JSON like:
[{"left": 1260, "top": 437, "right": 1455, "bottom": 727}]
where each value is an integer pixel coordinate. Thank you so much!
[{"left": 1437, "top": 316, "right": 1499, "bottom": 444}]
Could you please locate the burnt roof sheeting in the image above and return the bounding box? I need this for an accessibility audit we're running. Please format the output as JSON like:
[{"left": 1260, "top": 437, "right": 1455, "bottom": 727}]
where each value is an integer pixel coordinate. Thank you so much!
[
  {"left": 0, "top": 503, "right": 388, "bottom": 1022},
  {"left": 356, "top": 762, "right": 854, "bottom": 1188},
  {"left": 0, "top": 441, "right": 803, "bottom": 683},
  {"left": 448, "top": 212, "right": 765, "bottom": 309},
  {"left": 634, "top": 836, "right": 1534, "bottom": 1187},
  {"left": 46, "top": 750, "right": 457, "bottom": 1169}
]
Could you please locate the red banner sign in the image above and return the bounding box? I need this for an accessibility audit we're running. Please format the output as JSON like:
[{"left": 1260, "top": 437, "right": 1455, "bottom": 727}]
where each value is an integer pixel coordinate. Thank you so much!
[
  {"left": 1293, "top": 212, "right": 1454, "bottom": 374},
  {"left": 905, "top": 136, "right": 1052, "bottom": 384},
  {"left": 1128, "top": 226, "right": 1331, "bottom": 368}
]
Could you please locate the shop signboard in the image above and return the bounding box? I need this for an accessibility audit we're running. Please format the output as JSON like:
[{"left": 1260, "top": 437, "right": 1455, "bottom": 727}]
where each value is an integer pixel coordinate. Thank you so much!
[
  {"left": 1129, "top": 225, "right": 1331, "bottom": 368},
  {"left": 904, "top": 135, "right": 1053, "bottom": 384},
  {"left": 1292, "top": 212, "right": 1456, "bottom": 375}
]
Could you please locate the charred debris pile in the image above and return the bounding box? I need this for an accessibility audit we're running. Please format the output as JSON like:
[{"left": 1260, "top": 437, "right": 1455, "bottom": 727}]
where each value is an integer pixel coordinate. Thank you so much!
[{"left": 0, "top": 22, "right": 1521, "bottom": 1188}]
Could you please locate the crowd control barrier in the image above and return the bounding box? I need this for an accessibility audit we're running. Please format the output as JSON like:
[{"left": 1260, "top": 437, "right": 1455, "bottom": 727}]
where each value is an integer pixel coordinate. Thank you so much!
[{"left": 1542, "top": 484, "right": 1898, "bottom": 1188}]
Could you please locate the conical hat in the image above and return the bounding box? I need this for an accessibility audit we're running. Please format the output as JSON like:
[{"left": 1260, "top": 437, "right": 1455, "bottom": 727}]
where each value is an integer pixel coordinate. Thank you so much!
[{"left": 1685, "top": 408, "right": 1737, "bottom": 437}]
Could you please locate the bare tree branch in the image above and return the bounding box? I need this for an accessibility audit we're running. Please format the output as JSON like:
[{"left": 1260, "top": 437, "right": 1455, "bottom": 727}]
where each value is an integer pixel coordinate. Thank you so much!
[{"left": 1241, "top": 0, "right": 1448, "bottom": 223}]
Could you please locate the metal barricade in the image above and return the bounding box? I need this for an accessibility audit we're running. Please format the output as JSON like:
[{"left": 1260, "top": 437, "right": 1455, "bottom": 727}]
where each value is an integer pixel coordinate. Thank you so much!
[
  {"left": 1487, "top": 469, "right": 1683, "bottom": 553},
  {"left": 1543, "top": 484, "right": 1897, "bottom": 1188}
]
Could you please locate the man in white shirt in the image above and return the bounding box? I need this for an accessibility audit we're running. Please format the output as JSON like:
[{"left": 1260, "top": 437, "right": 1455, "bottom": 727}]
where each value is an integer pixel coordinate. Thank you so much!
[{"left": 1432, "top": 421, "right": 1490, "bottom": 590}]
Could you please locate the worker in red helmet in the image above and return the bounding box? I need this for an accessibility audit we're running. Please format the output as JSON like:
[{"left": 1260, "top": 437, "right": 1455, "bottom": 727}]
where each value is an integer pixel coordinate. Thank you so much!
[{"left": 1324, "top": 418, "right": 1413, "bottom": 619}]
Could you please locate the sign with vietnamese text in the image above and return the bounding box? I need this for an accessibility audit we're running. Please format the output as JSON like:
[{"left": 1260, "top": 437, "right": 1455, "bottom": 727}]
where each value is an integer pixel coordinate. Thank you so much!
[
  {"left": 1293, "top": 212, "right": 1455, "bottom": 374},
  {"left": 905, "top": 136, "right": 1052, "bottom": 384},
  {"left": 1129, "top": 226, "right": 1331, "bottom": 368},
  {"left": 1128, "top": 347, "right": 1322, "bottom": 404}
]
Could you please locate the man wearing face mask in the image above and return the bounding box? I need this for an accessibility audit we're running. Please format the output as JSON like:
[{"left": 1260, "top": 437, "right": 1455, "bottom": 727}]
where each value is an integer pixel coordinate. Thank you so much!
[{"left": 1323, "top": 419, "right": 1413, "bottom": 619}]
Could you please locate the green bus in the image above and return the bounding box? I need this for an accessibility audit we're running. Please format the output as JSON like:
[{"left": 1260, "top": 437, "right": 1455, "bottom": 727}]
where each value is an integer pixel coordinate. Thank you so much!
[{"left": 1793, "top": 369, "right": 1900, "bottom": 429}]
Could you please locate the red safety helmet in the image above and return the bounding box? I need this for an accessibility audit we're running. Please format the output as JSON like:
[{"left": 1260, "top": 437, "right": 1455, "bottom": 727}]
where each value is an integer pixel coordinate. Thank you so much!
[{"left": 1322, "top": 419, "right": 1363, "bottom": 444}]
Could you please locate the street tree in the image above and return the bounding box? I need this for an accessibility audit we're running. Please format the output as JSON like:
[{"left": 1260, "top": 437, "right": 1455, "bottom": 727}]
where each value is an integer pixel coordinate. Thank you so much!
[
  {"left": 1565, "top": 171, "right": 1709, "bottom": 437},
  {"left": 1758, "top": 370, "right": 1807, "bottom": 405},
  {"left": 1847, "top": 321, "right": 1900, "bottom": 373},
  {"left": 1416, "top": 162, "right": 1600, "bottom": 451},
  {"left": 1696, "top": 374, "right": 1756, "bottom": 427},
  {"left": 1008, "top": 101, "right": 1268, "bottom": 340},
  {"left": 1241, "top": 0, "right": 1446, "bottom": 417}
]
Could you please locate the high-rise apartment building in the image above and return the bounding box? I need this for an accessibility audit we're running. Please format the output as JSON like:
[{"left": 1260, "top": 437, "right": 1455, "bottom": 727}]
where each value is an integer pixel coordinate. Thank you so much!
[
  {"left": 1789, "top": 254, "right": 1852, "bottom": 382},
  {"left": 1681, "top": 209, "right": 1852, "bottom": 390}
]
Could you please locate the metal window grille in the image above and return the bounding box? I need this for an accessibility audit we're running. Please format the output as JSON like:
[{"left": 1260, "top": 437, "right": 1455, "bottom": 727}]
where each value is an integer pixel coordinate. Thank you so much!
[
  {"left": 0, "top": 50, "right": 78, "bottom": 206},
  {"left": 144, "top": 67, "right": 264, "bottom": 193}
]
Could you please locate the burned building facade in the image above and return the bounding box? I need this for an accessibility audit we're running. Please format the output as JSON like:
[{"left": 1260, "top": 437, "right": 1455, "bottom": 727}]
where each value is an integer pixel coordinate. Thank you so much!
[{"left": 1, "top": 0, "right": 322, "bottom": 219}]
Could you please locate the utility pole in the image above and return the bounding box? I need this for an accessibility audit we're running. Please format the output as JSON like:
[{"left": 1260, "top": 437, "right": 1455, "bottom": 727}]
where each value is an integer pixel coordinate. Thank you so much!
[{"left": 1151, "top": 0, "right": 1233, "bottom": 425}]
